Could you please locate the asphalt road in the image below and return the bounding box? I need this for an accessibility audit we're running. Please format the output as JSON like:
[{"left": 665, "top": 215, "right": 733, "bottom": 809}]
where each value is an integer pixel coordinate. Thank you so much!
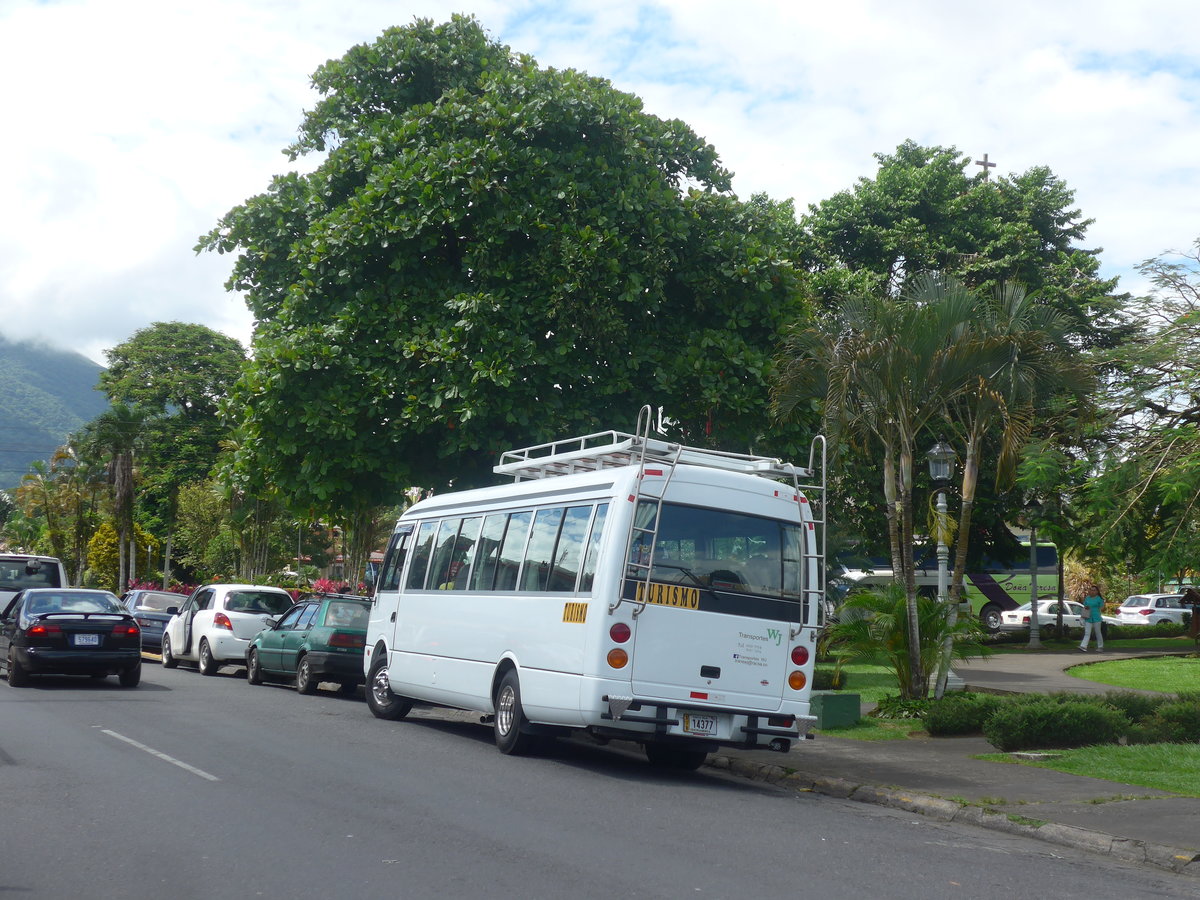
[{"left": 1, "top": 662, "right": 1194, "bottom": 899}]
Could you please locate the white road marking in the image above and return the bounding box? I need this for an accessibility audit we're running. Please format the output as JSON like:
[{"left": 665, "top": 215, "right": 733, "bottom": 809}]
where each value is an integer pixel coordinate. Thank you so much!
[{"left": 101, "top": 728, "right": 220, "bottom": 781}]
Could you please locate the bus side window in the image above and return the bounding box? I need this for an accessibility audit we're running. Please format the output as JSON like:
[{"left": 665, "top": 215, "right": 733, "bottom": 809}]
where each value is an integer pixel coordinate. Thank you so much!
[
  {"left": 522, "top": 507, "right": 565, "bottom": 592},
  {"left": 546, "top": 506, "right": 593, "bottom": 592},
  {"left": 406, "top": 522, "right": 438, "bottom": 590},
  {"left": 578, "top": 504, "right": 609, "bottom": 592},
  {"left": 377, "top": 529, "right": 411, "bottom": 593},
  {"left": 450, "top": 517, "right": 483, "bottom": 589},
  {"left": 494, "top": 511, "right": 532, "bottom": 591},
  {"left": 470, "top": 514, "right": 509, "bottom": 591},
  {"left": 428, "top": 519, "right": 465, "bottom": 589}
]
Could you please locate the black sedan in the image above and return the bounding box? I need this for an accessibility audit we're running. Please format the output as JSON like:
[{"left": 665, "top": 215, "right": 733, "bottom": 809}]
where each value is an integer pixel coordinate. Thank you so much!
[
  {"left": 120, "top": 588, "right": 183, "bottom": 651},
  {"left": 1, "top": 588, "right": 142, "bottom": 687}
]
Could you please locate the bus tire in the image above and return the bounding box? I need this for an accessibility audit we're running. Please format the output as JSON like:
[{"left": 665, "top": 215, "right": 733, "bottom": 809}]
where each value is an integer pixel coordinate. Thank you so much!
[
  {"left": 980, "top": 605, "right": 1002, "bottom": 632},
  {"left": 645, "top": 743, "right": 708, "bottom": 771},
  {"left": 493, "top": 670, "right": 535, "bottom": 755},
  {"left": 366, "top": 656, "right": 412, "bottom": 721}
]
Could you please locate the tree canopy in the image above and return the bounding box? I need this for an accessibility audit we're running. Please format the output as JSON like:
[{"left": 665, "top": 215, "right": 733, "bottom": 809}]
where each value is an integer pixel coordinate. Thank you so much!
[{"left": 200, "top": 15, "right": 809, "bottom": 512}]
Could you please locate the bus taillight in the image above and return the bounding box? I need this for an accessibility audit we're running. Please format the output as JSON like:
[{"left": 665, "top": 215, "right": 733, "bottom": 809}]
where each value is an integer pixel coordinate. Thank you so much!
[
  {"left": 788, "top": 671, "right": 806, "bottom": 690},
  {"left": 607, "top": 648, "right": 629, "bottom": 669},
  {"left": 790, "top": 645, "right": 809, "bottom": 666},
  {"left": 609, "top": 623, "right": 631, "bottom": 643}
]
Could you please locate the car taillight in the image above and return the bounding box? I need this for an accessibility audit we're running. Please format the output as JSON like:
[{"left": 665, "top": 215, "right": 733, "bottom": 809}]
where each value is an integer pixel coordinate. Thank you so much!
[
  {"left": 28, "top": 623, "right": 63, "bottom": 636},
  {"left": 790, "top": 645, "right": 809, "bottom": 666},
  {"left": 1139, "top": 609, "right": 1152, "bottom": 616},
  {"left": 788, "top": 671, "right": 806, "bottom": 690},
  {"left": 607, "top": 648, "right": 629, "bottom": 669},
  {"left": 610, "top": 622, "right": 631, "bottom": 643},
  {"left": 111, "top": 622, "right": 140, "bottom": 636},
  {"left": 213, "top": 613, "right": 233, "bottom": 630},
  {"left": 329, "top": 632, "right": 364, "bottom": 648},
  {"left": 1022, "top": 615, "right": 1031, "bottom": 624}
]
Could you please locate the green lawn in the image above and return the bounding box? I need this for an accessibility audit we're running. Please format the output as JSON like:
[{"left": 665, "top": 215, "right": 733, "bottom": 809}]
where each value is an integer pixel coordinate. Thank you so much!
[
  {"left": 978, "top": 744, "right": 1200, "bottom": 797},
  {"left": 1068, "top": 655, "right": 1200, "bottom": 691}
]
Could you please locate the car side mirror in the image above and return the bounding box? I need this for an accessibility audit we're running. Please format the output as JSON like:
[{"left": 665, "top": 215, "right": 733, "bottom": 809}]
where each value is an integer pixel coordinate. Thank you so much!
[
  {"left": 167, "top": 606, "right": 179, "bottom": 616},
  {"left": 266, "top": 618, "right": 279, "bottom": 629}
]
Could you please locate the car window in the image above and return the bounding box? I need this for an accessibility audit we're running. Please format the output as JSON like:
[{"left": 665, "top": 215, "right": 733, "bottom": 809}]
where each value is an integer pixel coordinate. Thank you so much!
[
  {"left": 275, "top": 605, "right": 306, "bottom": 629},
  {"left": 131, "top": 592, "right": 180, "bottom": 611},
  {"left": 323, "top": 601, "right": 369, "bottom": 628},
  {"left": 296, "top": 604, "right": 319, "bottom": 628},
  {"left": 226, "top": 590, "right": 293, "bottom": 615},
  {"left": 194, "top": 589, "right": 215, "bottom": 611}
]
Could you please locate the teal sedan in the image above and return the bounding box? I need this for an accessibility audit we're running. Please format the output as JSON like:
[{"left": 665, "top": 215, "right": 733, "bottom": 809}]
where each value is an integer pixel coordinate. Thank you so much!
[{"left": 245, "top": 594, "right": 370, "bottom": 695}]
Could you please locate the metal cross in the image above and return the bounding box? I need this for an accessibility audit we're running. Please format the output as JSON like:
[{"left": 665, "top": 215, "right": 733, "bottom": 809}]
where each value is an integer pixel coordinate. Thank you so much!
[{"left": 975, "top": 153, "right": 996, "bottom": 180}]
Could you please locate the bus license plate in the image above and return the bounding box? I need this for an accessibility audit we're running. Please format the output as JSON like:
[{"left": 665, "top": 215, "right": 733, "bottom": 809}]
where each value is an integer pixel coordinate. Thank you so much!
[
  {"left": 74, "top": 634, "right": 100, "bottom": 647},
  {"left": 681, "top": 714, "right": 718, "bottom": 736}
]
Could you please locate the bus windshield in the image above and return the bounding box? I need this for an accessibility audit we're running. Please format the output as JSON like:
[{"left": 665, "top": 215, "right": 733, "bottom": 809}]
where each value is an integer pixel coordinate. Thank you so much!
[{"left": 630, "top": 501, "right": 803, "bottom": 601}]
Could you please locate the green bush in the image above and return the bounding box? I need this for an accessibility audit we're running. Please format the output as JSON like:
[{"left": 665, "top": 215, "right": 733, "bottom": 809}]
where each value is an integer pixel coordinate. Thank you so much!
[
  {"left": 925, "top": 693, "right": 1007, "bottom": 736},
  {"left": 871, "top": 695, "right": 931, "bottom": 719},
  {"left": 812, "top": 666, "right": 848, "bottom": 690},
  {"left": 1144, "top": 701, "right": 1200, "bottom": 743},
  {"left": 983, "top": 698, "right": 1127, "bottom": 752},
  {"left": 1101, "top": 690, "right": 1169, "bottom": 723}
]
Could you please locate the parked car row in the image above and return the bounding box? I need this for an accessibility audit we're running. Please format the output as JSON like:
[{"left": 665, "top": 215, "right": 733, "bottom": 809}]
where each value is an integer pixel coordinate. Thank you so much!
[{"left": 998, "top": 600, "right": 1120, "bottom": 632}]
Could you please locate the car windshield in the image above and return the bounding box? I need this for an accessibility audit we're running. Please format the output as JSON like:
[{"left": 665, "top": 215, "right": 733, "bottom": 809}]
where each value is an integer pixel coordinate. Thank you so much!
[
  {"left": 1119, "top": 597, "right": 1151, "bottom": 609},
  {"left": 323, "top": 601, "right": 369, "bottom": 628},
  {"left": 225, "top": 590, "right": 293, "bottom": 615},
  {"left": 27, "top": 591, "right": 122, "bottom": 615},
  {"left": 131, "top": 591, "right": 181, "bottom": 611},
  {"left": 0, "top": 559, "right": 62, "bottom": 592}
]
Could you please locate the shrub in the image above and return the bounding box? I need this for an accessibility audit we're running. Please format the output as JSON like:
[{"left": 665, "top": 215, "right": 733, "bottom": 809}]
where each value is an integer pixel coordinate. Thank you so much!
[
  {"left": 925, "top": 693, "right": 1007, "bottom": 736},
  {"left": 983, "top": 697, "right": 1126, "bottom": 752},
  {"left": 871, "top": 695, "right": 931, "bottom": 719},
  {"left": 1144, "top": 700, "right": 1200, "bottom": 743},
  {"left": 812, "top": 666, "right": 848, "bottom": 690},
  {"left": 1101, "top": 690, "right": 1169, "bottom": 723}
]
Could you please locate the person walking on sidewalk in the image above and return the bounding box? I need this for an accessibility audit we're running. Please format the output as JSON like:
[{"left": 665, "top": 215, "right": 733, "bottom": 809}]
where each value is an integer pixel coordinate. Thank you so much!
[{"left": 1080, "top": 584, "right": 1105, "bottom": 652}]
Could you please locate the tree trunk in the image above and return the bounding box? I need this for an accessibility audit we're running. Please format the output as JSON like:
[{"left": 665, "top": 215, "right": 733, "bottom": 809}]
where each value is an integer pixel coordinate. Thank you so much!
[{"left": 934, "top": 437, "right": 979, "bottom": 697}]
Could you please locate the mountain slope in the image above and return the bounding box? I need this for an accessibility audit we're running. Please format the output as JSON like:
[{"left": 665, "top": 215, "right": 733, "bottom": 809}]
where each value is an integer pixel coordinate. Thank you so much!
[{"left": 0, "top": 335, "right": 109, "bottom": 489}]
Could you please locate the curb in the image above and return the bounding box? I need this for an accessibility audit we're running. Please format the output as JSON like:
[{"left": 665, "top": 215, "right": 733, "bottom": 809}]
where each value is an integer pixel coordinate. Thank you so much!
[{"left": 708, "top": 755, "right": 1200, "bottom": 878}]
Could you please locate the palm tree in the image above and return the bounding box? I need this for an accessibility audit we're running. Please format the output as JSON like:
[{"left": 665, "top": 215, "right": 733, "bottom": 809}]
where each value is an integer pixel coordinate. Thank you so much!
[
  {"left": 774, "top": 275, "right": 979, "bottom": 697},
  {"left": 80, "top": 404, "right": 147, "bottom": 592},
  {"left": 932, "top": 282, "right": 1095, "bottom": 695}
]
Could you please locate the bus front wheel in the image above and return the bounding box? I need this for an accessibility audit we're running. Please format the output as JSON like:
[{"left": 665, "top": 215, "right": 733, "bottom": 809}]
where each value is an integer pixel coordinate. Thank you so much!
[{"left": 980, "top": 605, "right": 1002, "bottom": 633}]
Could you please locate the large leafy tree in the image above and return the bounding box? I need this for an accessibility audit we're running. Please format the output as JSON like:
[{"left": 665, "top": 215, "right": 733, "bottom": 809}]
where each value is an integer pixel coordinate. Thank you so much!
[
  {"left": 97, "top": 322, "right": 246, "bottom": 535},
  {"left": 1076, "top": 239, "right": 1200, "bottom": 583},
  {"left": 802, "top": 140, "right": 1130, "bottom": 351},
  {"left": 199, "top": 15, "right": 809, "bottom": 515}
]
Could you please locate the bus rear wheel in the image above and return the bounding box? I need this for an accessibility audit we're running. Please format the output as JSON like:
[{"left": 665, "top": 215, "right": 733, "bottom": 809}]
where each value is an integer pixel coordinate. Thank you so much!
[
  {"left": 366, "top": 657, "right": 412, "bottom": 720},
  {"left": 980, "top": 605, "right": 1002, "bottom": 632},
  {"left": 493, "top": 670, "right": 536, "bottom": 755}
]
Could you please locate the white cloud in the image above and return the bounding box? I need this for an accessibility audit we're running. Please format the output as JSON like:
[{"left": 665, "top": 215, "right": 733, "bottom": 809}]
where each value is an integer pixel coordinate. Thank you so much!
[{"left": 2, "top": 0, "right": 1198, "bottom": 363}]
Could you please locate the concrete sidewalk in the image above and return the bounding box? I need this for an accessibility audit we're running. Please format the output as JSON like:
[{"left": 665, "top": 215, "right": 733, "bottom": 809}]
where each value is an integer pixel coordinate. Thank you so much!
[{"left": 714, "top": 647, "right": 1200, "bottom": 878}]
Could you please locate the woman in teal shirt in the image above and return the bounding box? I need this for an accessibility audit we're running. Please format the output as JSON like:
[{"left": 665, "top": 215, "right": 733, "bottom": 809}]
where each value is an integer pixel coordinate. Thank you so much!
[{"left": 1079, "top": 585, "right": 1105, "bottom": 652}]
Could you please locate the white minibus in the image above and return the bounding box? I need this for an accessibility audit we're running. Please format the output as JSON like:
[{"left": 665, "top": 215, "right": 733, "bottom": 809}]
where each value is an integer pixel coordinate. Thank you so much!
[{"left": 365, "top": 418, "right": 826, "bottom": 769}]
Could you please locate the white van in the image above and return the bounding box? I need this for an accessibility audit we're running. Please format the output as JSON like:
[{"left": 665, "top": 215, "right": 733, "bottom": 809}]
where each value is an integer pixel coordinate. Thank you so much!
[
  {"left": 0, "top": 554, "right": 70, "bottom": 609},
  {"left": 365, "top": 418, "right": 826, "bottom": 768}
]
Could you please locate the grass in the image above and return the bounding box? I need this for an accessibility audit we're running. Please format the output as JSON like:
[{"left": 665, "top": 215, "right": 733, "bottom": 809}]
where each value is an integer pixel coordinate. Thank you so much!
[
  {"left": 977, "top": 744, "right": 1200, "bottom": 797},
  {"left": 987, "top": 635, "right": 1198, "bottom": 654},
  {"left": 817, "top": 718, "right": 921, "bottom": 741},
  {"left": 1068, "top": 655, "right": 1200, "bottom": 691}
]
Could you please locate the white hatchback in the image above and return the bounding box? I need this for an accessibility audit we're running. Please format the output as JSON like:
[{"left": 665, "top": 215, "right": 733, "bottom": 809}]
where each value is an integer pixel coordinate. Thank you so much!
[
  {"left": 1114, "top": 593, "right": 1188, "bottom": 627},
  {"left": 161, "top": 584, "right": 294, "bottom": 675}
]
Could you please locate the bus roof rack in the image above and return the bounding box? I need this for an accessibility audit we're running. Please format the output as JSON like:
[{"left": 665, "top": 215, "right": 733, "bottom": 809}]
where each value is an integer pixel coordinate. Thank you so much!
[{"left": 494, "top": 430, "right": 811, "bottom": 482}]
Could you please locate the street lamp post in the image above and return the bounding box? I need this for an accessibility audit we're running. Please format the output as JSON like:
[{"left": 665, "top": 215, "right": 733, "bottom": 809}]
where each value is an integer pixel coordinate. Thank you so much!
[
  {"left": 1026, "top": 499, "right": 1043, "bottom": 649},
  {"left": 927, "top": 440, "right": 962, "bottom": 698}
]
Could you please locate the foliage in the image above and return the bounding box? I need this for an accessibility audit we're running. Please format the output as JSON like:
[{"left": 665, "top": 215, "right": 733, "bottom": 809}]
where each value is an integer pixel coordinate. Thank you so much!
[
  {"left": 86, "top": 521, "right": 160, "bottom": 592},
  {"left": 869, "top": 695, "right": 930, "bottom": 719},
  {"left": 812, "top": 666, "right": 848, "bottom": 690},
  {"left": 199, "top": 15, "right": 811, "bottom": 513},
  {"left": 1069, "top": 654, "right": 1200, "bottom": 692},
  {"left": 12, "top": 448, "right": 105, "bottom": 583},
  {"left": 924, "top": 692, "right": 1007, "bottom": 736},
  {"left": 1144, "top": 701, "right": 1200, "bottom": 743},
  {"left": 982, "top": 697, "right": 1127, "bottom": 752},
  {"left": 824, "top": 583, "right": 989, "bottom": 699}
]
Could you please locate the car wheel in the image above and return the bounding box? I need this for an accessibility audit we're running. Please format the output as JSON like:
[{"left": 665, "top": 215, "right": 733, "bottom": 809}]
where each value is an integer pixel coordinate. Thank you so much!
[
  {"left": 366, "top": 656, "right": 412, "bottom": 720},
  {"left": 645, "top": 743, "right": 708, "bottom": 771},
  {"left": 197, "top": 639, "right": 218, "bottom": 676},
  {"left": 493, "top": 670, "right": 535, "bottom": 755},
  {"left": 6, "top": 649, "right": 29, "bottom": 687},
  {"left": 246, "top": 649, "right": 263, "bottom": 685},
  {"left": 295, "top": 654, "right": 318, "bottom": 695},
  {"left": 1157, "top": 618, "right": 1171, "bottom": 626},
  {"left": 119, "top": 662, "right": 141, "bottom": 688},
  {"left": 980, "top": 605, "right": 1002, "bottom": 632},
  {"left": 161, "top": 634, "right": 179, "bottom": 669}
]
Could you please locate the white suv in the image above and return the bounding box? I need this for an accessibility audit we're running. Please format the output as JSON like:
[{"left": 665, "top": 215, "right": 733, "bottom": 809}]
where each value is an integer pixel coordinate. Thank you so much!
[
  {"left": 0, "top": 555, "right": 69, "bottom": 609},
  {"left": 1115, "top": 593, "right": 1188, "bottom": 626}
]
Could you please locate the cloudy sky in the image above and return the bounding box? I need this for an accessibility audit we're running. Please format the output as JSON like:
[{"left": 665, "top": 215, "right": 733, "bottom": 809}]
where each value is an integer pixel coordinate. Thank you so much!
[{"left": 3, "top": 0, "right": 1198, "bottom": 365}]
